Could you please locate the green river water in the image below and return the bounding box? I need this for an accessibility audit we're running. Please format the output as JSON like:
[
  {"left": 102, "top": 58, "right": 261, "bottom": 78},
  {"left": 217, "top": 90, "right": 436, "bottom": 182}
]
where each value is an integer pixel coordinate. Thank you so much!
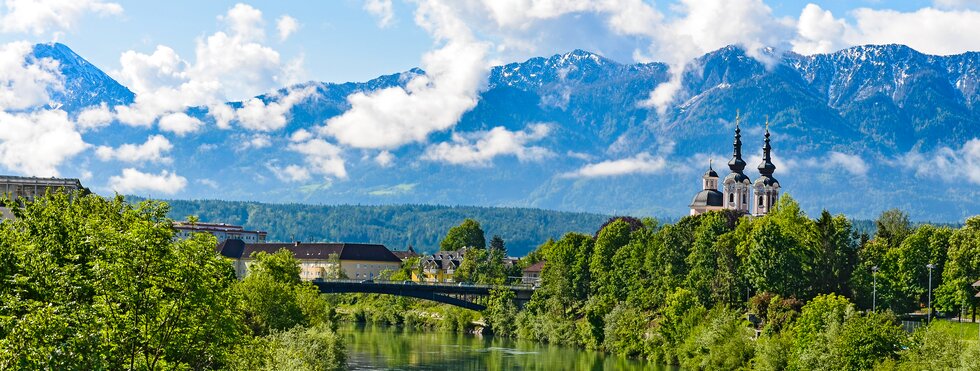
[{"left": 340, "top": 323, "right": 671, "bottom": 370}]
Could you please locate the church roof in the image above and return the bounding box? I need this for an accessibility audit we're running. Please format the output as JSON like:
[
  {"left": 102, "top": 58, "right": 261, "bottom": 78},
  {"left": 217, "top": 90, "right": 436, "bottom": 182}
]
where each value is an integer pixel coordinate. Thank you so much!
[
  {"left": 724, "top": 172, "right": 751, "bottom": 184},
  {"left": 754, "top": 175, "right": 779, "bottom": 187},
  {"left": 704, "top": 167, "right": 718, "bottom": 178},
  {"left": 690, "top": 189, "right": 724, "bottom": 208}
]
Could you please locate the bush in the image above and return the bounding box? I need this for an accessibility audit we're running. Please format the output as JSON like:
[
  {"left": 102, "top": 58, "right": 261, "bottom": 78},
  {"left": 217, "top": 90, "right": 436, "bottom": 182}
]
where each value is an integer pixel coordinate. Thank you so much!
[{"left": 677, "top": 307, "right": 755, "bottom": 371}]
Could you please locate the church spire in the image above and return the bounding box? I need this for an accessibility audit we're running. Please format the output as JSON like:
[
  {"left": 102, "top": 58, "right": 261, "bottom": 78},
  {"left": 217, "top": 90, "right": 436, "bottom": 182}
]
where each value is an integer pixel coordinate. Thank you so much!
[
  {"left": 758, "top": 117, "right": 776, "bottom": 176},
  {"left": 728, "top": 111, "right": 747, "bottom": 172}
]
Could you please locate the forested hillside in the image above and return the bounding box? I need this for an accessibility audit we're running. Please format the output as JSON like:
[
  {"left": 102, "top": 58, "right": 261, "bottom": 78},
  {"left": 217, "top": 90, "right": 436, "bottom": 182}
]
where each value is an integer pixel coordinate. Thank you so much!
[{"left": 143, "top": 198, "right": 612, "bottom": 255}]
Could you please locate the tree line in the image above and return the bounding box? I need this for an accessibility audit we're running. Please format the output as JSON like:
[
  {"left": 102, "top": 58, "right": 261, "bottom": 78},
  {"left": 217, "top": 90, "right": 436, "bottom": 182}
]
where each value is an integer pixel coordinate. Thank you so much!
[
  {"left": 464, "top": 195, "right": 980, "bottom": 369},
  {"left": 0, "top": 193, "right": 345, "bottom": 370}
]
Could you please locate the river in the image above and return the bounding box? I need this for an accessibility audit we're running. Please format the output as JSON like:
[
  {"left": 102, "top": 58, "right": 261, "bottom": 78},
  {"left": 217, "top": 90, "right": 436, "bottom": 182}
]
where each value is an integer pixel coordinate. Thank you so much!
[{"left": 340, "top": 323, "right": 671, "bottom": 370}]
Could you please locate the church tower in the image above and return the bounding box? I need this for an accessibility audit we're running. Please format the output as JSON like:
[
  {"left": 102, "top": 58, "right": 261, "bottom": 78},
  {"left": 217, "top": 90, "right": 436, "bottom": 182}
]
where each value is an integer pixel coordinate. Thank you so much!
[
  {"left": 723, "top": 112, "right": 752, "bottom": 214},
  {"left": 753, "top": 120, "right": 780, "bottom": 216},
  {"left": 689, "top": 160, "right": 724, "bottom": 215}
]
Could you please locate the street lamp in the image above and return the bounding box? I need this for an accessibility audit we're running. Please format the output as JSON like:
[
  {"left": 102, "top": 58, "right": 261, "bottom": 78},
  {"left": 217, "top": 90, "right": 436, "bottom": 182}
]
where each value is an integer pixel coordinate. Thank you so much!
[
  {"left": 872, "top": 265, "right": 879, "bottom": 312},
  {"left": 927, "top": 263, "right": 936, "bottom": 323}
]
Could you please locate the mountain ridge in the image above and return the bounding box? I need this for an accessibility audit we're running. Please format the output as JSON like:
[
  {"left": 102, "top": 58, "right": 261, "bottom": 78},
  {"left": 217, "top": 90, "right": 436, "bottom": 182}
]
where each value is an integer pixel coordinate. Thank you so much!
[{"left": 20, "top": 42, "right": 980, "bottom": 221}]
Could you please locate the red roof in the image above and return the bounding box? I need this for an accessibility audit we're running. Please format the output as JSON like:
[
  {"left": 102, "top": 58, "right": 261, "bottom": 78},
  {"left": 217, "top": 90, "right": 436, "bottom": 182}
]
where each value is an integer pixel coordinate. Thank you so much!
[{"left": 523, "top": 260, "right": 546, "bottom": 273}]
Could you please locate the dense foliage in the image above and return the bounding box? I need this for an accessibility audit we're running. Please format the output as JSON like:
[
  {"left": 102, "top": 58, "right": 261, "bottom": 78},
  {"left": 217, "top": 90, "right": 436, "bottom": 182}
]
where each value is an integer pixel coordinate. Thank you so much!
[
  {"left": 144, "top": 198, "right": 610, "bottom": 256},
  {"left": 481, "top": 196, "right": 980, "bottom": 370},
  {"left": 0, "top": 193, "right": 345, "bottom": 370}
]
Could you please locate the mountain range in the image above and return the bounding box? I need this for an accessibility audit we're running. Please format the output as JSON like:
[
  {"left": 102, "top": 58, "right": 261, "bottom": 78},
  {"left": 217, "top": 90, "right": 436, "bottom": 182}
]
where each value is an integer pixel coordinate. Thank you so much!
[{"left": 23, "top": 43, "right": 980, "bottom": 221}]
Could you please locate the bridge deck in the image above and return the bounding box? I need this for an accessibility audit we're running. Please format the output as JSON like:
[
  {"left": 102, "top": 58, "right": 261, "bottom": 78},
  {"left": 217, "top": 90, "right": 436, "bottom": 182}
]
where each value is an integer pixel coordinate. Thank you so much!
[{"left": 312, "top": 279, "right": 536, "bottom": 311}]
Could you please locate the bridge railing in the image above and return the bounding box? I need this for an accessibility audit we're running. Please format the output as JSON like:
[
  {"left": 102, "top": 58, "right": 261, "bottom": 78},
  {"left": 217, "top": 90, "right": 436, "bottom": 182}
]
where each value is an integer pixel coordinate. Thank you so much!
[{"left": 312, "top": 278, "right": 536, "bottom": 291}]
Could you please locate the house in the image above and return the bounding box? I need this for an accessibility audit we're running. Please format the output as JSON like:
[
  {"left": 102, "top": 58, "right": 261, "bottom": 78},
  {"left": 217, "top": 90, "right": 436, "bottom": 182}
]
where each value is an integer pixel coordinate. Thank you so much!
[
  {"left": 522, "top": 261, "right": 545, "bottom": 285},
  {"left": 413, "top": 248, "right": 468, "bottom": 283},
  {"left": 391, "top": 245, "right": 420, "bottom": 261},
  {"left": 174, "top": 221, "right": 267, "bottom": 243},
  {"left": 217, "top": 239, "right": 402, "bottom": 281},
  {"left": 1, "top": 175, "right": 86, "bottom": 221}
]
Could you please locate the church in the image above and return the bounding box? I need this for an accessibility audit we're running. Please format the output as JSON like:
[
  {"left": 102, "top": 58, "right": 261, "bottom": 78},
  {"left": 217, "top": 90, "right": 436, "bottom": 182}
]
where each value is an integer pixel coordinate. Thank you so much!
[{"left": 690, "top": 114, "right": 780, "bottom": 216}]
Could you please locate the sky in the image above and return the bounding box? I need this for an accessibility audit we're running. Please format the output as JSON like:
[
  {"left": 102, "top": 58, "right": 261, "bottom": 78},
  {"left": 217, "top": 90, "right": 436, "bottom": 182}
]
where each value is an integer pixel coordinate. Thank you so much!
[
  {"left": 0, "top": 0, "right": 976, "bottom": 85},
  {"left": 2, "top": 0, "right": 980, "bottom": 195}
]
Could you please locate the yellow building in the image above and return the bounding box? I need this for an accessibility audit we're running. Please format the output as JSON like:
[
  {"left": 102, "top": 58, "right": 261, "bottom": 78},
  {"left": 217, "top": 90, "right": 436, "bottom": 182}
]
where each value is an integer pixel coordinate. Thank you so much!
[
  {"left": 217, "top": 239, "right": 403, "bottom": 281},
  {"left": 413, "top": 248, "right": 467, "bottom": 283}
]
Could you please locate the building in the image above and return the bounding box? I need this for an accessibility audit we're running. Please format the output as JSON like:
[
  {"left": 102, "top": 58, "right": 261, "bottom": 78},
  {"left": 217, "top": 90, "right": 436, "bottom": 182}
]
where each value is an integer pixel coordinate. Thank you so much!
[
  {"left": 391, "top": 245, "right": 420, "bottom": 261},
  {"left": 1, "top": 175, "right": 86, "bottom": 221},
  {"left": 217, "top": 239, "right": 403, "bottom": 281},
  {"left": 0, "top": 175, "right": 85, "bottom": 202},
  {"left": 522, "top": 261, "right": 545, "bottom": 285},
  {"left": 173, "top": 221, "right": 267, "bottom": 243},
  {"left": 414, "top": 248, "right": 468, "bottom": 283},
  {"left": 691, "top": 114, "right": 780, "bottom": 217}
]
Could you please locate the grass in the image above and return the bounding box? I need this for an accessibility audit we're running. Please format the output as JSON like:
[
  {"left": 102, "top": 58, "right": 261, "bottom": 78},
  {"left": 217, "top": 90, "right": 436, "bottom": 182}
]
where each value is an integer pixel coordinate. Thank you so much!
[{"left": 935, "top": 320, "right": 980, "bottom": 342}]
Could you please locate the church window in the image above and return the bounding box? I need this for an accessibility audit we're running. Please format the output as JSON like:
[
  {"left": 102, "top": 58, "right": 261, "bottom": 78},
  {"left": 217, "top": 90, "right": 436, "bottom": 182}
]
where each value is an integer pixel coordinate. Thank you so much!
[
  {"left": 758, "top": 196, "right": 763, "bottom": 206},
  {"left": 729, "top": 193, "right": 734, "bottom": 203}
]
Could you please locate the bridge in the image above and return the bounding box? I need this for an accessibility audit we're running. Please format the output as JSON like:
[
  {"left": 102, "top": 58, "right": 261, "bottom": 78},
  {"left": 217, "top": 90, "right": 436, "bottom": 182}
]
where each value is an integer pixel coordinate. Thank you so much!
[{"left": 312, "top": 279, "right": 536, "bottom": 311}]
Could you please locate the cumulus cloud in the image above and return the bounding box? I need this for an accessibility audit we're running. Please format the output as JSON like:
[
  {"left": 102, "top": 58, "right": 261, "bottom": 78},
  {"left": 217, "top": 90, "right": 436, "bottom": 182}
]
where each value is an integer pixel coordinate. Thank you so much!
[
  {"left": 364, "top": 0, "right": 394, "bottom": 28},
  {"left": 827, "top": 151, "right": 869, "bottom": 176},
  {"left": 375, "top": 150, "right": 394, "bottom": 167},
  {"left": 0, "top": 0, "right": 123, "bottom": 35},
  {"left": 269, "top": 163, "right": 311, "bottom": 182},
  {"left": 792, "top": 4, "right": 980, "bottom": 56},
  {"left": 563, "top": 152, "right": 667, "bottom": 178},
  {"left": 95, "top": 134, "right": 173, "bottom": 163},
  {"left": 0, "top": 109, "right": 88, "bottom": 176},
  {"left": 320, "top": 0, "right": 489, "bottom": 149},
  {"left": 241, "top": 133, "right": 272, "bottom": 150},
  {"left": 111, "top": 3, "right": 301, "bottom": 127},
  {"left": 276, "top": 15, "right": 299, "bottom": 41},
  {"left": 288, "top": 138, "right": 347, "bottom": 179},
  {"left": 902, "top": 139, "right": 980, "bottom": 185},
  {"left": 423, "top": 123, "right": 552, "bottom": 166},
  {"left": 108, "top": 168, "right": 187, "bottom": 195},
  {"left": 76, "top": 103, "right": 114, "bottom": 130},
  {"left": 0, "top": 41, "right": 62, "bottom": 110},
  {"left": 234, "top": 86, "right": 315, "bottom": 131},
  {"left": 933, "top": 0, "right": 980, "bottom": 10},
  {"left": 158, "top": 112, "right": 203, "bottom": 136}
]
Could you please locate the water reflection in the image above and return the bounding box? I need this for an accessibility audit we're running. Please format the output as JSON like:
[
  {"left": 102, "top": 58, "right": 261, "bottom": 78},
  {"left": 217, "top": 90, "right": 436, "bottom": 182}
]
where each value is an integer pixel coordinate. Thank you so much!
[{"left": 340, "top": 323, "right": 672, "bottom": 371}]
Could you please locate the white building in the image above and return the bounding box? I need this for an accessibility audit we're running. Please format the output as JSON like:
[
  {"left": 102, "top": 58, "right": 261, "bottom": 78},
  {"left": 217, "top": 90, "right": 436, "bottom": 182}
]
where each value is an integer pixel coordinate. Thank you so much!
[
  {"left": 690, "top": 114, "right": 780, "bottom": 217},
  {"left": 173, "top": 221, "right": 267, "bottom": 243}
]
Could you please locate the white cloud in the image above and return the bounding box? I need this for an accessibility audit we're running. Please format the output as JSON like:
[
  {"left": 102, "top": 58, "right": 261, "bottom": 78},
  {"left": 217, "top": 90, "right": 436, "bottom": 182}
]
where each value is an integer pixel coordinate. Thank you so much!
[
  {"left": 827, "top": 151, "right": 869, "bottom": 176},
  {"left": 108, "top": 168, "right": 187, "bottom": 195},
  {"left": 234, "top": 86, "right": 315, "bottom": 131},
  {"left": 242, "top": 133, "right": 272, "bottom": 150},
  {"left": 269, "top": 163, "right": 311, "bottom": 182},
  {"left": 158, "top": 112, "right": 203, "bottom": 136},
  {"left": 112, "top": 3, "right": 301, "bottom": 127},
  {"left": 364, "top": 0, "right": 394, "bottom": 28},
  {"left": 276, "top": 15, "right": 299, "bottom": 41},
  {"left": 95, "top": 134, "right": 173, "bottom": 163},
  {"left": 290, "top": 128, "right": 312, "bottom": 142},
  {"left": 208, "top": 103, "right": 235, "bottom": 129},
  {"left": 563, "top": 152, "right": 667, "bottom": 178},
  {"left": 0, "top": 109, "right": 87, "bottom": 176},
  {"left": 902, "top": 139, "right": 980, "bottom": 185},
  {"left": 792, "top": 5, "right": 980, "bottom": 56},
  {"left": 375, "top": 150, "right": 394, "bottom": 167},
  {"left": 0, "top": 0, "right": 123, "bottom": 35},
  {"left": 76, "top": 103, "right": 114, "bottom": 130},
  {"left": 320, "top": 0, "right": 489, "bottom": 149},
  {"left": 0, "top": 41, "right": 62, "bottom": 110},
  {"left": 288, "top": 138, "right": 347, "bottom": 179},
  {"left": 423, "top": 123, "right": 552, "bottom": 166},
  {"left": 198, "top": 178, "right": 219, "bottom": 189}
]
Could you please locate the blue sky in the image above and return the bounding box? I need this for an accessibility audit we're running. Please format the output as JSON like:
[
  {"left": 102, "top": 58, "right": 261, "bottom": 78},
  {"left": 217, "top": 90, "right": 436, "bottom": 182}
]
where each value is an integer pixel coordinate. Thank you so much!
[{"left": 0, "top": 0, "right": 958, "bottom": 84}]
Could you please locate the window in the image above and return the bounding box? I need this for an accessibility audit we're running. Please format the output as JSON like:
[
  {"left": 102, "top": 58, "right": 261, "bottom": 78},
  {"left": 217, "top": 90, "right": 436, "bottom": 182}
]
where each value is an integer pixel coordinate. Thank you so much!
[
  {"left": 729, "top": 193, "right": 734, "bottom": 203},
  {"left": 758, "top": 196, "right": 763, "bottom": 206}
]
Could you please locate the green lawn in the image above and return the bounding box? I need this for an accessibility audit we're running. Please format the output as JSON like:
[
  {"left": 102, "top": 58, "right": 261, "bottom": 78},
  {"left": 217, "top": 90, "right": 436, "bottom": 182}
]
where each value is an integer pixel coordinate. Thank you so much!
[{"left": 935, "top": 320, "right": 980, "bottom": 342}]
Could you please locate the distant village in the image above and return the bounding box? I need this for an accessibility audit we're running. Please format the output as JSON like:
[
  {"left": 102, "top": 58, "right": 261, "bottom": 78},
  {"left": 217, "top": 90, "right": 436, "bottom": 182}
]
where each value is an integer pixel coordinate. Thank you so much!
[{"left": 0, "top": 174, "right": 544, "bottom": 286}]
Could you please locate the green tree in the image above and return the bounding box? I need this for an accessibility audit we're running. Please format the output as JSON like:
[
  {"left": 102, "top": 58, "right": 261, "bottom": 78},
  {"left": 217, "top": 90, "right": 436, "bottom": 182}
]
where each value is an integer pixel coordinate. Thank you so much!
[
  {"left": 489, "top": 234, "right": 506, "bottom": 253},
  {"left": 440, "top": 218, "right": 486, "bottom": 251},
  {"left": 0, "top": 193, "right": 243, "bottom": 369},
  {"left": 875, "top": 209, "right": 912, "bottom": 248},
  {"left": 483, "top": 287, "right": 518, "bottom": 336},
  {"left": 744, "top": 218, "right": 804, "bottom": 298},
  {"left": 684, "top": 212, "right": 730, "bottom": 306},
  {"left": 936, "top": 216, "right": 980, "bottom": 320},
  {"left": 811, "top": 210, "right": 858, "bottom": 297}
]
